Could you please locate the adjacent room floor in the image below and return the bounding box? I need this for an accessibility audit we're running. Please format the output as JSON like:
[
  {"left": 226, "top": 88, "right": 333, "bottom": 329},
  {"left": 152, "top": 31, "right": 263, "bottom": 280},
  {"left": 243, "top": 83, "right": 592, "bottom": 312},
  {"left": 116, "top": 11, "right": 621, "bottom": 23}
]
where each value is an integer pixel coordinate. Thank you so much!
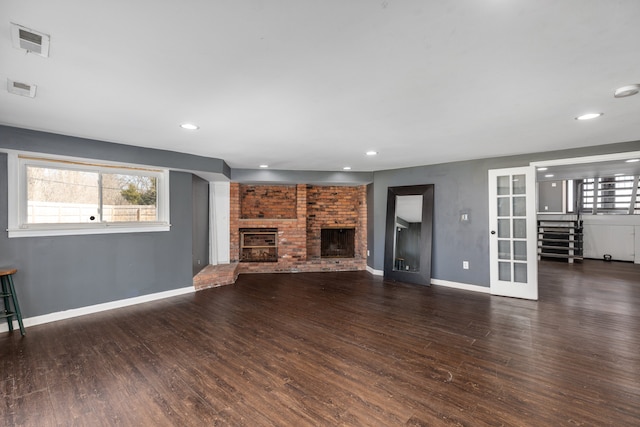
[{"left": 1, "top": 260, "right": 639, "bottom": 426}]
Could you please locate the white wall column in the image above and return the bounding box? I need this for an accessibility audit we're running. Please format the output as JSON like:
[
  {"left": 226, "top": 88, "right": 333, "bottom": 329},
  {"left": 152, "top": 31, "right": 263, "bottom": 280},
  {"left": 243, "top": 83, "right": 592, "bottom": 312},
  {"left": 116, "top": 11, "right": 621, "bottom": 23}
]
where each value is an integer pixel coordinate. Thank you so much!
[{"left": 209, "top": 181, "right": 230, "bottom": 265}]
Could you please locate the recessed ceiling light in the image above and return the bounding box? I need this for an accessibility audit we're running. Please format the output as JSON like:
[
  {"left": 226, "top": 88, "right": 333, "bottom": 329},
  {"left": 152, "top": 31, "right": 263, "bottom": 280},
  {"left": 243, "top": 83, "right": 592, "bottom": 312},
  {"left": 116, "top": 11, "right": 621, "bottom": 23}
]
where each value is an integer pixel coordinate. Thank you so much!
[
  {"left": 545, "top": 174, "right": 554, "bottom": 178},
  {"left": 625, "top": 159, "right": 640, "bottom": 163},
  {"left": 614, "top": 84, "right": 640, "bottom": 98},
  {"left": 537, "top": 167, "right": 548, "bottom": 171},
  {"left": 343, "top": 166, "right": 352, "bottom": 170},
  {"left": 259, "top": 164, "right": 269, "bottom": 168},
  {"left": 366, "top": 151, "right": 378, "bottom": 156},
  {"left": 180, "top": 123, "right": 199, "bottom": 130},
  {"left": 575, "top": 113, "right": 603, "bottom": 121}
]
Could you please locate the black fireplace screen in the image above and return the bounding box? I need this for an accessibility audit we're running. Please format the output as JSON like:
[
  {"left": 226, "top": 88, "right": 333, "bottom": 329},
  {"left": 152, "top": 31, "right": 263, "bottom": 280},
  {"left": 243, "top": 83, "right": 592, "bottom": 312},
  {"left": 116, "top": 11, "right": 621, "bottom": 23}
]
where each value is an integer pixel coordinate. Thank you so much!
[{"left": 321, "top": 228, "right": 355, "bottom": 258}]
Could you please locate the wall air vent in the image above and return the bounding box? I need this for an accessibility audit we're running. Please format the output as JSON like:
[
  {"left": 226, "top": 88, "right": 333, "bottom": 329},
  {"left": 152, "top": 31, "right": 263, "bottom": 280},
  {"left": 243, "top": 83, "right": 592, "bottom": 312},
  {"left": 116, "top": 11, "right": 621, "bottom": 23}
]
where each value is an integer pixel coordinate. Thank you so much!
[
  {"left": 7, "top": 79, "right": 37, "bottom": 98},
  {"left": 11, "top": 23, "right": 50, "bottom": 57}
]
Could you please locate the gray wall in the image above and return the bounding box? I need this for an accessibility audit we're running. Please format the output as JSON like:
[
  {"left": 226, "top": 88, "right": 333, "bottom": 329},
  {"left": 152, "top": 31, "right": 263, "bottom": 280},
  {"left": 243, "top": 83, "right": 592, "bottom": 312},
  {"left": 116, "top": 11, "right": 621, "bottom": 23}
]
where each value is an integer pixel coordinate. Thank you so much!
[
  {"left": 538, "top": 181, "right": 564, "bottom": 213},
  {"left": 0, "top": 126, "right": 226, "bottom": 318},
  {"left": 192, "top": 175, "right": 209, "bottom": 276},
  {"left": 370, "top": 140, "right": 640, "bottom": 287},
  {"left": 0, "top": 157, "right": 193, "bottom": 317},
  {"left": 0, "top": 125, "right": 230, "bottom": 178}
]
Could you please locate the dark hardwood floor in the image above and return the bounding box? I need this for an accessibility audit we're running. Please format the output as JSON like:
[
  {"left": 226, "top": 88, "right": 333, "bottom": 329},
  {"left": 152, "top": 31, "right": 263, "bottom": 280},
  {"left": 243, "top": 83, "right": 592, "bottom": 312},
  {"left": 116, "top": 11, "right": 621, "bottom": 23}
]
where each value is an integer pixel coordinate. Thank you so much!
[{"left": 2, "top": 260, "right": 639, "bottom": 426}]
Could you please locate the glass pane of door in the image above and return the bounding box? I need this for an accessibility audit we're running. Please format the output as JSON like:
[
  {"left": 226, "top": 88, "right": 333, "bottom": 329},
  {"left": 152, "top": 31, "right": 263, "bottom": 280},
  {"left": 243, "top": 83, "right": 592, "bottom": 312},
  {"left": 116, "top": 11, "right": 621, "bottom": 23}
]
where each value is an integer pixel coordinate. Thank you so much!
[
  {"left": 512, "top": 174, "right": 526, "bottom": 194},
  {"left": 499, "top": 262, "right": 511, "bottom": 281},
  {"left": 514, "top": 263, "right": 527, "bottom": 283},
  {"left": 497, "top": 176, "right": 510, "bottom": 195},
  {"left": 513, "top": 241, "right": 527, "bottom": 261},
  {"left": 498, "top": 240, "right": 511, "bottom": 259},
  {"left": 497, "top": 219, "right": 510, "bottom": 238},
  {"left": 513, "top": 197, "right": 526, "bottom": 216},
  {"left": 513, "top": 219, "right": 527, "bottom": 238},
  {"left": 498, "top": 198, "right": 510, "bottom": 216}
]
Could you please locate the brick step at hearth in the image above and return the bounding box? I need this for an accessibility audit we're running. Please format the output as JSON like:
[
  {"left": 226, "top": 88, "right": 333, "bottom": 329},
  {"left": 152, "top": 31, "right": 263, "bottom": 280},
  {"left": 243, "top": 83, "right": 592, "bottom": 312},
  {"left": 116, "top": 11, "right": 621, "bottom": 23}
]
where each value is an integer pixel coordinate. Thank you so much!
[{"left": 193, "top": 262, "right": 239, "bottom": 290}]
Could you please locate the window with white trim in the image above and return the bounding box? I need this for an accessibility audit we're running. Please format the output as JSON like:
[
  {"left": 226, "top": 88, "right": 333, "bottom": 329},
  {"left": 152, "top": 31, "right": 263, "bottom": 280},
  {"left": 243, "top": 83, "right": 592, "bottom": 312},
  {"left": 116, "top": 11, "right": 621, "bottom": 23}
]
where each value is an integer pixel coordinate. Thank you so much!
[
  {"left": 8, "top": 154, "right": 170, "bottom": 237},
  {"left": 579, "top": 175, "right": 640, "bottom": 215}
]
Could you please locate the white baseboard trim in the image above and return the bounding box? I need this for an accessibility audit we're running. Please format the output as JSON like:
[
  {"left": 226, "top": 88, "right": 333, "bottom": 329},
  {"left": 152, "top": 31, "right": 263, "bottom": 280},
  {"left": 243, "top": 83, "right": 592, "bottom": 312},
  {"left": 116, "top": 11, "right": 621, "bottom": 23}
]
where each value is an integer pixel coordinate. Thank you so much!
[
  {"left": 0, "top": 286, "right": 195, "bottom": 333},
  {"left": 365, "top": 268, "right": 488, "bottom": 294},
  {"left": 366, "top": 266, "right": 384, "bottom": 276},
  {"left": 431, "top": 279, "right": 490, "bottom": 293}
]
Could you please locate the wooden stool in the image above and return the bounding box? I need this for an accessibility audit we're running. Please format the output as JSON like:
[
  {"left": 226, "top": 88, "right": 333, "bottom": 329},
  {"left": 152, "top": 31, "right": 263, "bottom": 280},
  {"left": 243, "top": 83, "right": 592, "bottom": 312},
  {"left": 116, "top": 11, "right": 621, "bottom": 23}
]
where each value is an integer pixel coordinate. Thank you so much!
[{"left": 0, "top": 268, "right": 26, "bottom": 336}]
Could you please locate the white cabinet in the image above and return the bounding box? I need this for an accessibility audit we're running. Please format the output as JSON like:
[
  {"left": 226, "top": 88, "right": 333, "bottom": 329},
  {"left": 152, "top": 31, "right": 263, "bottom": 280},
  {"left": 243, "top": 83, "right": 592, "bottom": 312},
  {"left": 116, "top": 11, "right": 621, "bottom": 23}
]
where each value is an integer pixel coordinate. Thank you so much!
[
  {"left": 583, "top": 224, "right": 635, "bottom": 261},
  {"left": 581, "top": 216, "right": 639, "bottom": 263}
]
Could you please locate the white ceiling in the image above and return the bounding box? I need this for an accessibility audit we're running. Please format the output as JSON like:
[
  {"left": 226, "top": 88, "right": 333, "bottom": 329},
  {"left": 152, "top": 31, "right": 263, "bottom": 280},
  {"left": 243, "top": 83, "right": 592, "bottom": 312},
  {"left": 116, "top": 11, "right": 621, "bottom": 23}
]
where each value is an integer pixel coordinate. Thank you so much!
[{"left": 1, "top": 1, "right": 639, "bottom": 172}]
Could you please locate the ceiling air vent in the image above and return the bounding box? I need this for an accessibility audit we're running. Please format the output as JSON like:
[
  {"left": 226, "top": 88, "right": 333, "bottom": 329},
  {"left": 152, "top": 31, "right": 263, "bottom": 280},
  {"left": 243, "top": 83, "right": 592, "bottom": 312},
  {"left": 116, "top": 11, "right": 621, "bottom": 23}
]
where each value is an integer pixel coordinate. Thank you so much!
[
  {"left": 7, "top": 79, "right": 37, "bottom": 98},
  {"left": 11, "top": 23, "right": 50, "bottom": 57}
]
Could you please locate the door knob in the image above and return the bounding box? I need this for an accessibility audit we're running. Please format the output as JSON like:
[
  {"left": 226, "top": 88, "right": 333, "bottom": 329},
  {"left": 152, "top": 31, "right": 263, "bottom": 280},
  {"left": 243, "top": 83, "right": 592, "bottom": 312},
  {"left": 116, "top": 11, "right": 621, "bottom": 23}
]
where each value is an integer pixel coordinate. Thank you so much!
[{"left": 490, "top": 230, "right": 496, "bottom": 235}]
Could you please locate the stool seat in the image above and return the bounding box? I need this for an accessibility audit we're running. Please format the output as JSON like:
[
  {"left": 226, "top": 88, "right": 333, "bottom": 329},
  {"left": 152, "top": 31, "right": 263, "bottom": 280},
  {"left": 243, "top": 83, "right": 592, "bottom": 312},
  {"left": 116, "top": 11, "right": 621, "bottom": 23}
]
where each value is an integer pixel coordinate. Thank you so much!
[{"left": 1, "top": 268, "right": 25, "bottom": 336}]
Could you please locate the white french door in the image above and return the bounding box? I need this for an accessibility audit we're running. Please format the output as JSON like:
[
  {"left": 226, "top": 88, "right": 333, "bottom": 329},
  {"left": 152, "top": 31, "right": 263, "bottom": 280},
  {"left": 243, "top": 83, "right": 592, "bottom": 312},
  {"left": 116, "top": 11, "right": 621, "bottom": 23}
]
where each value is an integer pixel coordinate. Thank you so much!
[{"left": 488, "top": 166, "right": 538, "bottom": 300}]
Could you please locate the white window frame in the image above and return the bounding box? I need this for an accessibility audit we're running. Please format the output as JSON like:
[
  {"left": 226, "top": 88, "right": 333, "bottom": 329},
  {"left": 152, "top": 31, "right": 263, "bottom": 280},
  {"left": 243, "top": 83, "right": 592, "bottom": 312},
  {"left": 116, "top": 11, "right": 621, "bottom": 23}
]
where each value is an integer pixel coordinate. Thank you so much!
[
  {"left": 7, "top": 152, "right": 171, "bottom": 238},
  {"left": 579, "top": 175, "right": 639, "bottom": 215}
]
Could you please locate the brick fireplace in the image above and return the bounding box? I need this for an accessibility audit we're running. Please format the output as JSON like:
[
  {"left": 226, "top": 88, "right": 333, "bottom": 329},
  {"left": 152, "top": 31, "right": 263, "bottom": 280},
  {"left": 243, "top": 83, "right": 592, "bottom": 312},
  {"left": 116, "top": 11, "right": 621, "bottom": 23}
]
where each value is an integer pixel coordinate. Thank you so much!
[{"left": 230, "top": 183, "right": 367, "bottom": 273}]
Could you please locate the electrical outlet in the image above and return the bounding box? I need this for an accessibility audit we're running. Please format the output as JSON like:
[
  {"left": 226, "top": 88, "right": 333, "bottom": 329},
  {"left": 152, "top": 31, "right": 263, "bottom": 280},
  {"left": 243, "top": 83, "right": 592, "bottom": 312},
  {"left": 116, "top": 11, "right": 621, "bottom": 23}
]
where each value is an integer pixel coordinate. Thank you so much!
[{"left": 463, "top": 261, "right": 469, "bottom": 270}]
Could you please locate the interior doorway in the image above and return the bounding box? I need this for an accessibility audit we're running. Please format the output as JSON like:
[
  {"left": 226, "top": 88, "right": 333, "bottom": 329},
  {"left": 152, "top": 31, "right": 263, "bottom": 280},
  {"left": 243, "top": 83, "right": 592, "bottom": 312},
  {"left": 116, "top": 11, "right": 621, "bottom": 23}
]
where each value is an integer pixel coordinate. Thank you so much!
[{"left": 532, "top": 151, "right": 640, "bottom": 297}]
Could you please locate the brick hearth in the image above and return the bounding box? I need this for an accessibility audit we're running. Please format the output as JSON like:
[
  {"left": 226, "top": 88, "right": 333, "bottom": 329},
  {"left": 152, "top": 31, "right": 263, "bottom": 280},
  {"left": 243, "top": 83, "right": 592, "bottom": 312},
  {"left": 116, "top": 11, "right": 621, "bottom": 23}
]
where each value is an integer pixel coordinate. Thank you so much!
[{"left": 193, "top": 262, "right": 239, "bottom": 290}]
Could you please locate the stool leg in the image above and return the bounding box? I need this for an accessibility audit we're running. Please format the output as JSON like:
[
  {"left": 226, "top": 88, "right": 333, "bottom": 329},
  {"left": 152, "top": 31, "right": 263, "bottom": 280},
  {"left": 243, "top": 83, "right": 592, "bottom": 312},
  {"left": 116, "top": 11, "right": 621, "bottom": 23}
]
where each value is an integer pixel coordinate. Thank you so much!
[
  {"left": 1, "top": 276, "right": 13, "bottom": 332},
  {"left": 6, "top": 274, "right": 25, "bottom": 336}
]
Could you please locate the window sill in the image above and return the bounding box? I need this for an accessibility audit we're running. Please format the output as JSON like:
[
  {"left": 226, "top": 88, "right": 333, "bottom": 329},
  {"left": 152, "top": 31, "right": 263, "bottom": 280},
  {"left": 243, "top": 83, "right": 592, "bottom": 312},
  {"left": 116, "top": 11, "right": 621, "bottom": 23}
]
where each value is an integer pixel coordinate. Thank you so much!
[{"left": 7, "top": 223, "right": 171, "bottom": 238}]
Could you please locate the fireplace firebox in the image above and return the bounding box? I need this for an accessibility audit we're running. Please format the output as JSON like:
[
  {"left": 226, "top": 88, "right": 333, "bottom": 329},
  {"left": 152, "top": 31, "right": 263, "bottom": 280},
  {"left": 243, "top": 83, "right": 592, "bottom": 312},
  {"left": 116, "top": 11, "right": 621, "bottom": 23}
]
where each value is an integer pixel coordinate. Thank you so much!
[{"left": 321, "top": 228, "right": 355, "bottom": 258}]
